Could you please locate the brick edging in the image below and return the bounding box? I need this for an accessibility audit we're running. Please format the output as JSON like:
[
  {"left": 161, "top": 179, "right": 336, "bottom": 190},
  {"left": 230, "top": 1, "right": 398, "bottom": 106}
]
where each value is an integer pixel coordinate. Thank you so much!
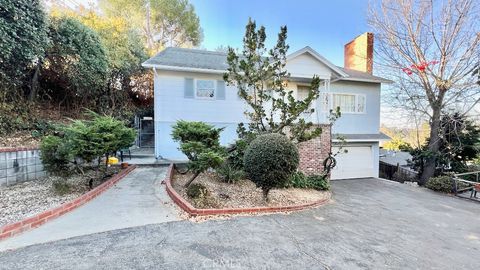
[
  {"left": 0, "top": 165, "right": 137, "bottom": 241},
  {"left": 0, "top": 147, "right": 39, "bottom": 153},
  {"left": 164, "top": 164, "right": 331, "bottom": 216}
]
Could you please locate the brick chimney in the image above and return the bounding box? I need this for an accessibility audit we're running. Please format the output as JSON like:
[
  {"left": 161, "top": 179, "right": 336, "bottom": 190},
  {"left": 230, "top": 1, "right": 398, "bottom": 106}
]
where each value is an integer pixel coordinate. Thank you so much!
[{"left": 344, "top": 32, "right": 374, "bottom": 74}]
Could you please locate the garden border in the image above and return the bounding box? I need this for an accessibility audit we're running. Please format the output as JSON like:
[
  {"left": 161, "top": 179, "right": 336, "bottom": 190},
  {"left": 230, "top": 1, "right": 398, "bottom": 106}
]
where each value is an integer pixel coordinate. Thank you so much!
[
  {"left": 164, "top": 164, "right": 331, "bottom": 216},
  {"left": 0, "top": 165, "right": 137, "bottom": 241}
]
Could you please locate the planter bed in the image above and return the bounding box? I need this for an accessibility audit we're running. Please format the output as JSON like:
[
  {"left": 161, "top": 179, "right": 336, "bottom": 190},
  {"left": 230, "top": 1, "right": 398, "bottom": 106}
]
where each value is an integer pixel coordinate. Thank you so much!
[
  {"left": 166, "top": 164, "right": 331, "bottom": 216},
  {"left": 0, "top": 165, "right": 136, "bottom": 240}
]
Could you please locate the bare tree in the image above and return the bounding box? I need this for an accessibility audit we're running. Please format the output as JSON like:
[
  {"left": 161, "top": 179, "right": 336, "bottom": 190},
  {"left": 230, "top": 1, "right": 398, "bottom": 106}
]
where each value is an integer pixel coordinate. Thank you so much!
[{"left": 369, "top": 0, "right": 480, "bottom": 184}]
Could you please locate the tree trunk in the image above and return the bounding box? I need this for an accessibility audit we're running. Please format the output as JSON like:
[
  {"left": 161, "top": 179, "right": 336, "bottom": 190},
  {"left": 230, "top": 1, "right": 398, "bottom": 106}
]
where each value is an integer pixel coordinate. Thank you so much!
[
  {"left": 419, "top": 107, "right": 442, "bottom": 185},
  {"left": 184, "top": 171, "right": 200, "bottom": 188},
  {"left": 29, "top": 65, "right": 40, "bottom": 101}
]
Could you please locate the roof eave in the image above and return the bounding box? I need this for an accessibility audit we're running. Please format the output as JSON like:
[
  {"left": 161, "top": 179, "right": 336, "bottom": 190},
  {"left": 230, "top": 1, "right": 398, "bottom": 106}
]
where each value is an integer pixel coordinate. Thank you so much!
[
  {"left": 337, "top": 77, "right": 393, "bottom": 84},
  {"left": 141, "top": 63, "right": 226, "bottom": 74}
]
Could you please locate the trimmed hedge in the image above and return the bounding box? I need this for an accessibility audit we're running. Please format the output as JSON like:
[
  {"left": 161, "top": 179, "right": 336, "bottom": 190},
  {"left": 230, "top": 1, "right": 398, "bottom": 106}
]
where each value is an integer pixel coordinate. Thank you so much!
[{"left": 244, "top": 133, "right": 299, "bottom": 197}]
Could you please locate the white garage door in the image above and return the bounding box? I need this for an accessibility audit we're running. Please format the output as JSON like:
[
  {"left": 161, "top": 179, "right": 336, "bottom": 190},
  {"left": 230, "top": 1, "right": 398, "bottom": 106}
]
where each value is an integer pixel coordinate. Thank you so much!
[{"left": 331, "top": 146, "right": 375, "bottom": 180}]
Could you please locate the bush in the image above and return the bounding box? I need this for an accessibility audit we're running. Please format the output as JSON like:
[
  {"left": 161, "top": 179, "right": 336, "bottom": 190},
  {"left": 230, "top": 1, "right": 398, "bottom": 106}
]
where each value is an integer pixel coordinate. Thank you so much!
[
  {"left": 186, "top": 183, "right": 209, "bottom": 199},
  {"left": 244, "top": 133, "right": 299, "bottom": 198},
  {"left": 52, "top": 179, "right": 72, "bottom": 195},
  {"left": 40, "top": 135, "right": 72, "bottom": 174},
  {"left": 171, "top": 120, "right": 226, "bottom": 187},
  {"left": 425, "top": 175, "right": 454, "bottom": 193},
  {"left": 287, "top": 171, "right": 330, "bottom": 190},
  {"left": 226, "top": 139, "right": 249, "bottom": 170},
  {"left": 216, "top": 162, "right": 245, "bottom": 183},
  {"left": 40, "top": 111, "right": 136, "bottom": 175}
]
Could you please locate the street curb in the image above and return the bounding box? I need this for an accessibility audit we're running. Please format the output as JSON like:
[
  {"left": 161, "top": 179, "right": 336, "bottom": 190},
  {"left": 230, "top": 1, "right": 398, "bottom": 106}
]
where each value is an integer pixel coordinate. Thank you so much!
[
  {"left": 0, "top": 165, "right": 137, "bottom": 241},
  {"left": 164, "top": 164, "right": 331, "bottom": 216}
]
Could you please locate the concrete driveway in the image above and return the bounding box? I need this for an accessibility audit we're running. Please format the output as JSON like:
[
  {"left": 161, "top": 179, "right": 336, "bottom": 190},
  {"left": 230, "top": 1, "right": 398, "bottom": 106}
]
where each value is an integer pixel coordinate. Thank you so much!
[{"left": 0, "top": 178, "right": 479, "bottom": 269}]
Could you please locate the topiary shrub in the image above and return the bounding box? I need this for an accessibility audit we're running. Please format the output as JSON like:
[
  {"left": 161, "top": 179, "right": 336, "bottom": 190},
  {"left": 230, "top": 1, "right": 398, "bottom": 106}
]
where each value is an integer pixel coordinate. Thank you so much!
[
  {"left": 244, "top": 133, "right": 299, "bottom": 199},
  {"left": 172, "top": 120, "right": 226, "bottom": 187},
  {"left": 425, "top": 175, "right": 454, "bottom": 193}
]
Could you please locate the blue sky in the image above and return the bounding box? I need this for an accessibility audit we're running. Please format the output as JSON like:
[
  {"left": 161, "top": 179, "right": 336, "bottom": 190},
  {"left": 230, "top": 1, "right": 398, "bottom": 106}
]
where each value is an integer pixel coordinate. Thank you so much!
[{"left": 189, "top": 0, "right": 370, "bottom": 66}]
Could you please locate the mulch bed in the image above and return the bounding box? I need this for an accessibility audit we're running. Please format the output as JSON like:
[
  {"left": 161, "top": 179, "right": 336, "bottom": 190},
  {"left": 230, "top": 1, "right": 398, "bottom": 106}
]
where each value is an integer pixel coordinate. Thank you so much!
[
  {"left": 0, "top": 167, "right": 120, "bottom": 227},
  {"left": 172, "top": 171, "right": 329, "bottom": 209}
]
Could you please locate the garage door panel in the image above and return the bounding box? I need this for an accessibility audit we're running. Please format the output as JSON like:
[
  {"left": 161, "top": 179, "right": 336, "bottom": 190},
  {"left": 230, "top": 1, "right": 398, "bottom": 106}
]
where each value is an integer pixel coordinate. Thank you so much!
[{"left": 331, "top": 146, "right": 374, "bottom": 180}]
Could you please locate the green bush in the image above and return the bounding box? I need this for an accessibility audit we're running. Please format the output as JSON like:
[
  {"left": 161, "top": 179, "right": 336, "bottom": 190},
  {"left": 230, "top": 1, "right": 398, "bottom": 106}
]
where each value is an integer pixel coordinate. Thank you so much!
[
  {"left": 425, "top": 175, "right": 454, "bottom": 193},
  {"left": 52, "top": 179, "right": 72, "bottom": 195},
  {"left": 286, "top": 171, "right": 330, "bottom": 190},
  {"left": 171, "top": 120, "right": 226, "bottom": 187},
  {"left": 244, "top": 133, "right": 299, "bottom": 198},
  {"left": 40, "top": 111, "right": 136, "bottom": 175},
  {"left": 40, "top": 135, "right": 72, "bottom": 174},
  {"left": 227, "top": 139, "right": 250, "bottom": 170},
  {"left": 186, "top": 183, "right": 209, "bottom": 199},
  {"left": 216, "top": 162, "right": 245, "bottom": 183}
]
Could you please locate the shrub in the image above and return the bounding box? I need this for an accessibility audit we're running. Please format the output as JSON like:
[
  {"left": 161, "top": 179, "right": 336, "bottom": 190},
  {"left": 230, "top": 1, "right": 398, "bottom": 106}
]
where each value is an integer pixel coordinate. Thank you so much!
[
  {"left": 216, "top": 162, "right": 245, "bottom": 183},
  {"left": 286, "top": 171, "right": 330, "bottom": 190},
  {"left": 171, "top": 120, "right": 226, "bottom": 187},
  {"left": 52, "top": 179, "right": 72, "bottom": 195},
  {"left": 186, "top": 183, "right": 209, "bottom": 199},
  {"left": 226, "top": 139, "right": 249, "bottom": 170},
  {"left": 40, "top": 111, "right": 136, "bottom": 175},
  {"left": 40, "top": 135, "right": 72, "bottom": 174},
  {"left": 306, "top": 175, "right": 330, "bottom": 191},
  {"left": 425, "top": 175, "right": 454, "bottom": 193},
  {"left": 244, "top": 133, "right": 299, "bottom": 198}
]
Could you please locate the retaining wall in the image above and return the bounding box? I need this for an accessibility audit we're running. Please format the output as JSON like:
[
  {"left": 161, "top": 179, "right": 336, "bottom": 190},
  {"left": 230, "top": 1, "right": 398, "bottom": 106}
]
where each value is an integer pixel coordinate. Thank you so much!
[{"left": 0, "top": 148, "right": 45, "bottom": 187}]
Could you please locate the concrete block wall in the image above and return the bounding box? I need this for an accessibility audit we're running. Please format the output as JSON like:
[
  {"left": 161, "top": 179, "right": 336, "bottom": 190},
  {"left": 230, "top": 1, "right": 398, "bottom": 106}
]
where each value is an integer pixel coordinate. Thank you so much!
[{"left": 0, "top": 148, "right": 45, "bottom": 187}]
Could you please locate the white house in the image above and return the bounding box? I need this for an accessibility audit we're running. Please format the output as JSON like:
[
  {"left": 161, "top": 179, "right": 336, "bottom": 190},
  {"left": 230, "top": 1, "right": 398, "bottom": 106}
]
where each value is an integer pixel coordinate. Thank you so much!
[{"left": 142, "top": 32, "right": 391, "bottom": 180}]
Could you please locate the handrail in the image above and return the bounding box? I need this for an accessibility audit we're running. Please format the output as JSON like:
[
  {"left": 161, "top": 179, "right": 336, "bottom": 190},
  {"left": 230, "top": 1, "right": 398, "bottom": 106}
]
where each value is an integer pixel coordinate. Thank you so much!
[{"left": 454, "top": 171, "right": 480, "bottom": 177}]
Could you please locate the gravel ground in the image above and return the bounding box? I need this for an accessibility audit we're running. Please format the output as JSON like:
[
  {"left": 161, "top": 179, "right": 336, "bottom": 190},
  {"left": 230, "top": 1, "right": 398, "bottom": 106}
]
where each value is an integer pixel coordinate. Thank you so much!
[
  {"left": 0, "top": 168, "right": 119, "bottom": 227},
  {"left": 172, "top": 172, "right": 329, "bottom": 209}
]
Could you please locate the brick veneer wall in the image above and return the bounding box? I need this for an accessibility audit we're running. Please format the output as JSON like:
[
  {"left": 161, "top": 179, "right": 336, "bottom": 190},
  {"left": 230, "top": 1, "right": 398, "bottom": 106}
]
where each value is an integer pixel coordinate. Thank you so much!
[{"left": 297, "top": 124, "right": 331, "bottom": 176}]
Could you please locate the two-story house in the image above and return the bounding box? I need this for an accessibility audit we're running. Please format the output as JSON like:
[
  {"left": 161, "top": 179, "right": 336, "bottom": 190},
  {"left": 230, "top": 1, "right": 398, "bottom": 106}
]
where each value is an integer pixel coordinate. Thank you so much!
[{"left": 142, "top": 32, "right": 390, "bottom": 179}]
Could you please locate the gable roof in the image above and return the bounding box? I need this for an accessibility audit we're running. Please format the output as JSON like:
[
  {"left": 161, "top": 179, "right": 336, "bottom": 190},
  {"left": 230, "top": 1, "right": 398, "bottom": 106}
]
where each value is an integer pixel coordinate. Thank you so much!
[
  {"left": 142, "top": 47, "right": 391, "bottom": 83},
  {"left": 286, "top": 46, "right": 348, "bottom": 77}
]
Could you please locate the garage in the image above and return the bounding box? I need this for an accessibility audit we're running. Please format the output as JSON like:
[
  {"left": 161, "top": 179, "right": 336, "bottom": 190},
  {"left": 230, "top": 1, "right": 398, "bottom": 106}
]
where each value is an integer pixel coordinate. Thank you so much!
[{"left": 331, "top": 145, "right": 375, "bottom": 180}]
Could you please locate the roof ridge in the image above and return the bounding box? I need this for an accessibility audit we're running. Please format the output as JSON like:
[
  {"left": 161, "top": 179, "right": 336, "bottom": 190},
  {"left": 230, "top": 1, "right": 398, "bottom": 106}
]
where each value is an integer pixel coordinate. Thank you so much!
[{"left": 166, "top": 47, "right": 228, "bottom": 56}]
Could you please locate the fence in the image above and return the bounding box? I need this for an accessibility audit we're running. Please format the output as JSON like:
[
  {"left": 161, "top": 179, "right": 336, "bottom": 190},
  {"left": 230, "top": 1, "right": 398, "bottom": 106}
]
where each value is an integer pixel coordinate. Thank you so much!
[
  {"left": 0, "top": 148, "right": 46, "bottom": 187},
  {"left": 379, "top": 161, "right": 418, "bottom": 182}
]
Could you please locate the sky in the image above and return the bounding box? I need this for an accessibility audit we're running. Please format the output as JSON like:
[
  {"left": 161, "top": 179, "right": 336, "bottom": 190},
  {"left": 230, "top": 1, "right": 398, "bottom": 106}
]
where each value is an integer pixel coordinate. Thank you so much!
[
  {"left": 74, "top": 0, "right": 371, "bottom": 67},
  {"left": 189, "top": 0, "right": 370, "bottom": 66}
]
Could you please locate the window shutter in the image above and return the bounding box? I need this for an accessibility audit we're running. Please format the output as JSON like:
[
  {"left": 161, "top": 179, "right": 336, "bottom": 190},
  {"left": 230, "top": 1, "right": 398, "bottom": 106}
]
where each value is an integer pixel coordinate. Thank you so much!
[
  {"left": 184, "top": 78, "right": 194, "bottom": 98},
  {"left": 216, "top": 80, "right": 226, "bottom": 100}
]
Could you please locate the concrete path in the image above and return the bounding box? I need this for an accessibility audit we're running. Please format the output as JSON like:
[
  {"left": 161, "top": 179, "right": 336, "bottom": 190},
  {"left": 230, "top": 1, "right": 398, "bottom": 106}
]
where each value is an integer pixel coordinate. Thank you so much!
[
  {"left": 1, "top": 178, "right": 479, "bottom": 269},
  {"left": 0, "top": 166, "right": 180, "bottom": 251}
]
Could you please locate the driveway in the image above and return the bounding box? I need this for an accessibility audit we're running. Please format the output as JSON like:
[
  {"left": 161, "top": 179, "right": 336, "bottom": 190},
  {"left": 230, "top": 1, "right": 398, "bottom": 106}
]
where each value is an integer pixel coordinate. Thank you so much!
[
  {"left": 0, "top": 167, "right": 180, "bottom": 251},
  {"left": 0, "top": 178, "right": 479, "bottom": 269}
]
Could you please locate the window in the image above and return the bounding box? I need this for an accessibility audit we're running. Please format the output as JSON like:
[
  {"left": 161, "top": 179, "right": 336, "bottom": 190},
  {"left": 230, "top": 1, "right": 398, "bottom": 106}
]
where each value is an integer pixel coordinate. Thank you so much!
[
  {"left": 321, "top": 93, "right": 366, "bottom": 113},
  {"left": 297, "top": 86, "right": 310, "bottom": 101},
  {"left": 195, "top": 80, "right": 215, "bottom": 99}
]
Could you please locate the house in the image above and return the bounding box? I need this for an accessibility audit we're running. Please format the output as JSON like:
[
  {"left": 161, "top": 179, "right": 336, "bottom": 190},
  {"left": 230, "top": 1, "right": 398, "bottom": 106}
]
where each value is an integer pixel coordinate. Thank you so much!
[{"left": 142, "top": 32, "right": 391, "bottom": 180}]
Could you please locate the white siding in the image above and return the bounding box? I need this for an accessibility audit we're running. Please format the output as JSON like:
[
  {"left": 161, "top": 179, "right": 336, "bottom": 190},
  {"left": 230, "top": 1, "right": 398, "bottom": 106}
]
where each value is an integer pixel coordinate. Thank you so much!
[{"left": 286, "top": 53, "right": 332, "bottom": 79}]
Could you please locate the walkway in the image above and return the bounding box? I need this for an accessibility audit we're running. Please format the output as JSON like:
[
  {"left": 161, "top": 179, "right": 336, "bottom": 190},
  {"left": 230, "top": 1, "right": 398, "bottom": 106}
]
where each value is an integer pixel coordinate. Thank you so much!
[{"left": 0, "top": 166, "right": 180, "bottom": 251}]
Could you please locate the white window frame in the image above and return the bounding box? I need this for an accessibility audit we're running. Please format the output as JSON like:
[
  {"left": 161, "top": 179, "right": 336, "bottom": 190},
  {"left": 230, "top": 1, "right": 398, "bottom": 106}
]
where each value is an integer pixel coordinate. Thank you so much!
[
  {"left": 321, "top": 92, "right": 366, "bottom": 114},
  {"left": 194, "top": 79, "right": 216, "bottom": 100}
]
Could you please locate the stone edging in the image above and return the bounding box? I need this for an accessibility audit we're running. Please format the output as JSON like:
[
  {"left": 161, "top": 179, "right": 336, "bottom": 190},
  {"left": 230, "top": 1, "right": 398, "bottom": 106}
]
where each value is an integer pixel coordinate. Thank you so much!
[
  {"left": 0, "top": 165, "right": 137, "bottom": 241},
  {"left": 0, "top": 147, "right": 39, "bottom": 153},
  {"left": 164, "top": 164, "right": 331, "bottom": 216}
]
